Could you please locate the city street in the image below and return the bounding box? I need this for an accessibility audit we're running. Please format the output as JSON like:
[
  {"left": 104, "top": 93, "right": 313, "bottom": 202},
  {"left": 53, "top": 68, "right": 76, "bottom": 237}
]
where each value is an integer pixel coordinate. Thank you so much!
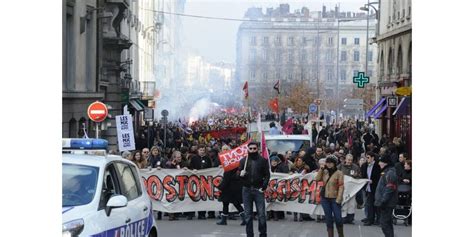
[{"left": 157, "top": 209, "right": 411, "bottom": 237}]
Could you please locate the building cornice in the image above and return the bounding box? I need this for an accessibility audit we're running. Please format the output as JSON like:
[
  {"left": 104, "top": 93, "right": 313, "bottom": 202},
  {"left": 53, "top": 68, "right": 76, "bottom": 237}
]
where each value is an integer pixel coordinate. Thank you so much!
[
  {"left": 62, "top": 91, "right": 105, "bottom": 99},
  {"left": 376, "top": 24, "right": 412, "bottom": 42}
]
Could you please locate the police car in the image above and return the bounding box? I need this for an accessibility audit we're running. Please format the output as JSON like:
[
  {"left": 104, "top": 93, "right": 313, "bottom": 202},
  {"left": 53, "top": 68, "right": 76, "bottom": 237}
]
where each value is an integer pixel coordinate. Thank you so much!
[{"left": 62, "top": 139, "right": 158, "bottom": 237}]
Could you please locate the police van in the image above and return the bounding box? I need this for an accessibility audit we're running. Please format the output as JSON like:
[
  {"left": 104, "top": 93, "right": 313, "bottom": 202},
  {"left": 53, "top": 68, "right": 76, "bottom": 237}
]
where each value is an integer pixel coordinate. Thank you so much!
[{"left": 62, "top": 139, "right": 158, "bottom": 237}]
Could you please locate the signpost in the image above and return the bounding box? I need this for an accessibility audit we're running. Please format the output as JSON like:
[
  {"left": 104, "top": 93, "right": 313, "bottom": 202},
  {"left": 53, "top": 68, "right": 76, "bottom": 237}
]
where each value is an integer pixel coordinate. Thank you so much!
[
  {"left": 87, "top": 101, "right": 108, "bottom": 138},
  {"left": 387, "top": 96, "right": 398, "bottom": 107},
  {"left": 309, "top": 103, "right": 317, "bottom": 113},
  {"left": 343, "top": 99, "right": 364, "bottom": 120},
  {"left": 161, "top": 110, "right": 169, "bottom": 149}
]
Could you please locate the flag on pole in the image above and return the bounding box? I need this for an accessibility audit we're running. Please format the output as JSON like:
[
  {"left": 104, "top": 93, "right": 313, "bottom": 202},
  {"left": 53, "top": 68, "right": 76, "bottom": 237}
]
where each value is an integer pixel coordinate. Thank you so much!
[
  {"left": 273, "top": 80, "right": 280, "bottom": 94},
  {"left": 268, "top": 97, "right": 279, "bottom": 113},
  {"left": 243, "top": 81, "right": 248, "bottom": 99}
]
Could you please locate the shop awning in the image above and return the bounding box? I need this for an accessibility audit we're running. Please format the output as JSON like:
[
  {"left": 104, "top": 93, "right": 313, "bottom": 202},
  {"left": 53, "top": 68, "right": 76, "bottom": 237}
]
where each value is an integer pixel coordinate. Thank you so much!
[
  {"left": 373, "top": 103, "right": 388, "bottom": 119},
  {"left": 129, "top": 99, "right": 145, "bottom": 111},
  {"left": 366, "top": 98, "right": 386, "bottom": 117},
  {"left": 393, "top": 97, "right": 410, "bottom": 116}
]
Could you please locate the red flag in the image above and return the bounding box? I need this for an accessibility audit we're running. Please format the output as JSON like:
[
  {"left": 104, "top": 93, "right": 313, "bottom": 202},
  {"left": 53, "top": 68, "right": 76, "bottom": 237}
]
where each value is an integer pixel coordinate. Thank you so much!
[
  {"left": 243, "top": 81, "right": 248, "bottom": 99},
  {"left": 273, "top": 80, "right": 280, "bottom": 94},
  {"left": 282, "top": 118, "right": 293, "bottom": 135},
  {"left": 261, "top": 132, "right": 269, "bottom": 160},
  {"left": 268, "top": 97, "right": 279, "bottom": 113},
  {"left": 218, "top": 140, "right": 251, "bottom": 172}
]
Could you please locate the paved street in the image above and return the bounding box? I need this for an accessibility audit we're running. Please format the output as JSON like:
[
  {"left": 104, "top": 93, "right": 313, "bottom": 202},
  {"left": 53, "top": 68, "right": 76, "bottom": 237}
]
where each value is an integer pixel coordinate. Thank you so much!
[{"left": 156, "top": 209, "right": 411, "bottom": 237}]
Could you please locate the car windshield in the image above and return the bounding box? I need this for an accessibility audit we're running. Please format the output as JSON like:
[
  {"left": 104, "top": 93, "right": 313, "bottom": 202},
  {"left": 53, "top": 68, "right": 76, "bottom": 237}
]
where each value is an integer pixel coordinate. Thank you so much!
[
  {"left": 266, "top": 140, "right": 310, "bottom": 155},
  {"left": 62, "top": 163, "right": 99, "bottom": 207}
]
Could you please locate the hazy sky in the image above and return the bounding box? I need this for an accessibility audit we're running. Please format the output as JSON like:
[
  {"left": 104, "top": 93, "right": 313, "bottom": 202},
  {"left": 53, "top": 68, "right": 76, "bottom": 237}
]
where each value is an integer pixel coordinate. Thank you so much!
[{"left": 182, "top": 0, "right": 371, "bottom": 63}]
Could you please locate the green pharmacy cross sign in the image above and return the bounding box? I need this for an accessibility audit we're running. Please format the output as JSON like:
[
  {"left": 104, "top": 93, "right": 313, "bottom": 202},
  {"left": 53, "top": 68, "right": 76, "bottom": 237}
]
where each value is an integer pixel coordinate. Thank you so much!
[{"left": 353, "top": 72, "right": 370, "bottom": 88}]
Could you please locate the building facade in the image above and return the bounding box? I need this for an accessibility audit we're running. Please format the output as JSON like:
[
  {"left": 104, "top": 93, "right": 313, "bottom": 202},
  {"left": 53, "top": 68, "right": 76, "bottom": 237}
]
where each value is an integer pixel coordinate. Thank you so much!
[
  {"left": 374, "top": 0, "right": 412, "bottom": 153},
  {"left": 63, "top": 0, "right": 104, "bottom": 139},
  {"left": 63, "top": 0, "right": 166, "bottom": 151},
  {"left": 236, "top": 4, "right": 377, "bottom": 114}
]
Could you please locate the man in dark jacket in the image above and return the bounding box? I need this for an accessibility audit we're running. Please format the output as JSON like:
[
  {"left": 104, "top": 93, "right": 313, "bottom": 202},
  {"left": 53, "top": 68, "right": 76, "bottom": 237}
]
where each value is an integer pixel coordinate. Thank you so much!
[
  {"left": 216, "top": 168, "right": 245, "bottom": 226},
  {"left": 189, "top": 144, "right": 213, "bottom": 219},
  {"left": 374, "top": 155, "right": 399, "bottom": 237},
  {"left": 318, "top": 126, "right": 329, "bottom": 143},
  {"left": 238, "top": 142, "right": 270, "bottom": 237},
  {"left": 394, "top": 153, "right": 408, "bottom": 178},
  {"left": 360, "top": 152, "right": 381, "bottom": 226}
]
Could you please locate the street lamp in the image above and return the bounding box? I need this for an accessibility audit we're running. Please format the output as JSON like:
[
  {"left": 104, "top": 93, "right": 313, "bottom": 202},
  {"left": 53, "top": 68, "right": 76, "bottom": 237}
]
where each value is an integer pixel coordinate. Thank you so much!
[
  {"left": 360, "top": 1, "right": 379, "bottom": 123},
  {"left": 360, "top": 1, "right": 379, "bottom": 74}
]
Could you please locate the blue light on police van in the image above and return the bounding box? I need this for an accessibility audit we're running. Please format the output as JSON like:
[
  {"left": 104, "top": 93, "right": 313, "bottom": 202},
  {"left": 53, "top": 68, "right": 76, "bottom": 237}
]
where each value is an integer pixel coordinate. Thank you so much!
[{"left": 63, "top": 138, "right": 108, "bottom": 150}]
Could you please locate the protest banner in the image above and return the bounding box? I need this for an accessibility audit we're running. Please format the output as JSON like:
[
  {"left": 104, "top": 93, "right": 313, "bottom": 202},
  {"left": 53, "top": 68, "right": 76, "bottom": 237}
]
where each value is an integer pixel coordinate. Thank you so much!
[
  {"left": 218, "top": 140, "right": 251, "bottom": 172},
  {"left": 140, "top": 168, "right": 368, "bottom": 215},
  {"left": 115, "top": 114, "right": 135, "bottom": 151}
]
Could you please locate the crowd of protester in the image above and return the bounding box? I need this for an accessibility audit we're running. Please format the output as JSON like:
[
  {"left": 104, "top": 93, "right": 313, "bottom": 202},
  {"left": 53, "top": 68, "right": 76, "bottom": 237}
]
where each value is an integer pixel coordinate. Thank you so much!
[{"left": 116, "top": 112, "right": 411, "bottom": 236}]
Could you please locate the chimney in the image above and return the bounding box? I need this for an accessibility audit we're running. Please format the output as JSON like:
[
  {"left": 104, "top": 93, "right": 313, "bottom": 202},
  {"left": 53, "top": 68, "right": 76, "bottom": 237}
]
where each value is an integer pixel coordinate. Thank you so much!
[
  {"left": 280, "top": 4, "right": 290, "bottom": 15},
  {"left": 266, "top": 7, "right": 273, "bottom": 16},
  {"left": 302, "top": 7, "right": 310, "bottom": 17}
]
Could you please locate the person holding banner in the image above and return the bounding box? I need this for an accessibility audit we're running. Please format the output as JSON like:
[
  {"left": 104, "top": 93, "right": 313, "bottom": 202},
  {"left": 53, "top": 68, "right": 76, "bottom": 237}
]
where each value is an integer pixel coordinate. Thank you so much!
[
  {"left": 216, "top": 168, "right": 246, "bottom": 226},
  {"left": 315, "top": 155, "right": 345, "bottom": 237},
  {"left": 338, "top": 154, "right": 361, "bottom": 224},
  {"left": 189, "top": 145, "right": 214, "bottom": 220},
  {"left": 290, "top": 157, "right": 310, "bottom": 222},
  {"left": 131, "top": 150, "right": 147, "bottom": 169},
  {"left": 238, "top": 141, "right": 270, "bottom": 237},
  {"left": 164, "top": 151, "right": 185, "bottom": 221}
]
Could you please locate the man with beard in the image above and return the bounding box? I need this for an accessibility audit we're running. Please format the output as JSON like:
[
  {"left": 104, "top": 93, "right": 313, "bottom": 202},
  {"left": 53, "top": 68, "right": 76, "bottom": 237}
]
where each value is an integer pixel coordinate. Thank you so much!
[
  {"left": 238, "top": 142, "right": 270, "bottom": 237},
  {"left": 189, "top": 144, "right": 213, "bottom": 219}
]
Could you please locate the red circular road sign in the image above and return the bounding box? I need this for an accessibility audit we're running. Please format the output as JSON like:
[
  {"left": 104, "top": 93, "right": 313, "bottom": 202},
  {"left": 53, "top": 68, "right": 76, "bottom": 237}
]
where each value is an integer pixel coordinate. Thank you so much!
[{"left": 87, "top": 101, "right": 108, "bottom": 122}]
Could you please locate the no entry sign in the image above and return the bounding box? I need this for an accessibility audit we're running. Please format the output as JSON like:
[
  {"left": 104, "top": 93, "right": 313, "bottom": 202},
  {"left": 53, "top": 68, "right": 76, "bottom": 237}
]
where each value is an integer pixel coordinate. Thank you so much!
[{"left": 87, "top": 101, "right": 108, "bottom": 122}]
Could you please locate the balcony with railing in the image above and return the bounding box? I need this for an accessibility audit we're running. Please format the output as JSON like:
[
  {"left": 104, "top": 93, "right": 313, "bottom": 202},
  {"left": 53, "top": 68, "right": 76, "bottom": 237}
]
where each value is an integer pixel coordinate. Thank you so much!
[
  {"left": 140, "top": 81, "right": 156, "bottom": 100},
  {"left": 129, "top": 80, "right": 142, "bottom": 99}
]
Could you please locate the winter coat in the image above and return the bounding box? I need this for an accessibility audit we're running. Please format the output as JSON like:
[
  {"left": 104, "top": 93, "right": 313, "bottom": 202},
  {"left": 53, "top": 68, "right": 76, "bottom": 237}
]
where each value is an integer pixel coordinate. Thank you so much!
[
  {"left": 272, "top": 162, "right": 290, "bottom": 173},
  {"left": 400, "top": 169, "right": 412, "bottom": 186},
  {"left": 133, "top": 159, "right": 148, "bottom": 169},
  {"left": 374, "top": 166, "right": 399, "bottom": 208},
  {"left": 361, "top": 161, "right": 381, "bottom": 193},
  {"left": 315, "top": 168, "right": 344, "bottom": 204},
  {"left": 290, "top": 163, "right": 310, "bottom": 174},
  {"left": 238, "top": 155, "right": 270, "bottom": 189},
  {"left": 164, "top": 160, "right": 186, "bottom": 169},
  {"left": 394, "top": 162, "right": 405, "bottom": 178},
  {"left": 189, "top": 155, "right": 213, "bottom": 170},
  {"left": 217, "top": 169, "right": 243, "bottom": 203},
  {"left": 148, "top": 155, "right": 168, "bottom": 168},
  {"left": 303, "top": 155, "right": 318, "bottom": 172}
]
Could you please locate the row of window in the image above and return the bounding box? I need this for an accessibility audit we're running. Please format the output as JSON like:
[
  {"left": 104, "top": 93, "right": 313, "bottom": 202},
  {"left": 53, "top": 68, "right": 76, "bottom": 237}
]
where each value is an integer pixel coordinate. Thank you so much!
[
  {"left": 249, "top": 69, "right": 373, "bottom": 81},
  {"left": 249, "top": 50, "right": 373, "bottom": 62},
  {"left": 250, "top": 36, "right": 363, "bottom": 46}
]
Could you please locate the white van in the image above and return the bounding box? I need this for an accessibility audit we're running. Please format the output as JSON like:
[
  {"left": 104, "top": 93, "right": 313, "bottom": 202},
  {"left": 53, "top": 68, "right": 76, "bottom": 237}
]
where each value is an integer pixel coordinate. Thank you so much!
[{"left": 265, "top": 134, "right": 312, "bottom": 156}]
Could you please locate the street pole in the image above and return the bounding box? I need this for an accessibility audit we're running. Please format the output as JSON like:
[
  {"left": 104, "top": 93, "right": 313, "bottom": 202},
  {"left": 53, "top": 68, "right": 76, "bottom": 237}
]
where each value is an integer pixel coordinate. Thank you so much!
[
  {"left": 96, "top": 123, "right": 99, "bottom": 139},
  {"left": 147, "top": 122, "right": 150, "bottom": 149},
  {"left": 316, "top": 17, "right": 321, "bottom": 99},
  {"left": 163, "top": 120, "right": 167, "bottom": 149},
  {"left": 336, "top": 19, "right": 340, "bottom": 124},
  {"left": 365, "top": 0, "right": 370, "bottom": 74}
]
